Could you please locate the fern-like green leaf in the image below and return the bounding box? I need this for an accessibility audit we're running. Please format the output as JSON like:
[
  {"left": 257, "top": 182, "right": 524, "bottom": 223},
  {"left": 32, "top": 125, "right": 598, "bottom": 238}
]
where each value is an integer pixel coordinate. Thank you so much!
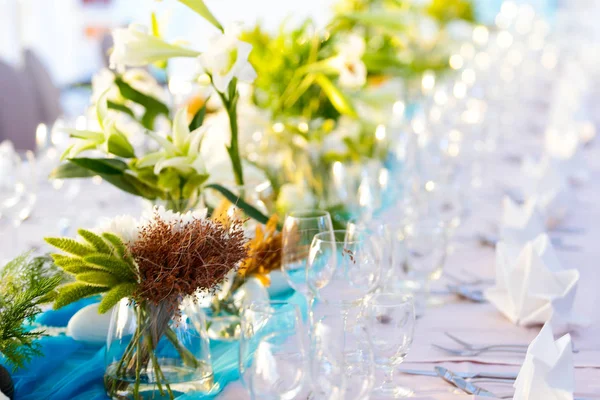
[
  {"left": 102, "top": 233, "right": 128, "bottom": 258},
  {"left": 98, "top": 283, "right": 137, "bottom": 314},
  {"left": 83, "top": 254, "right": 137, "bottom": 281},
  {"left": 45, "top": 238, "right": 95, "bottom": 257},
  {"left": 53, "top": 282, "right": 107, "bottom": 310},
  {"left": 77, "top": 229, "right": 111, "bottom": 254},
  {"left": 76, "top": 271, "right": 121, "bottom": 287}
]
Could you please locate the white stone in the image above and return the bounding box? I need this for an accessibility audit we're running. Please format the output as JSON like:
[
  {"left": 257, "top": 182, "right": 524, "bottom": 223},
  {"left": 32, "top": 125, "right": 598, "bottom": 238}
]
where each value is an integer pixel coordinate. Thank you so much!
[{"left": 67, "top": 302, "right": 113, "bottom": 345}]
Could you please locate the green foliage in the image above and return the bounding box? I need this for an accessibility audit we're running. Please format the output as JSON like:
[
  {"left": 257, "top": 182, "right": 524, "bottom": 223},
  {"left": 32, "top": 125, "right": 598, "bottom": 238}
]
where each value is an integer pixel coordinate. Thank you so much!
[
  {"left": 0, "top": 254, "right": 66, "bottom": 370},
  {"left": 205, "top": 183, "right": 271, "bottom": 225},
  {"left": 113, "top": 77, "right": 170, "bottom": 131},
  {"left": 188, "top": 102, "right": 208, "bottom": 132},
  {"left": 45, "top": 230, "right": 139, "bottom": 313},
  {"left": 242, "top": 21, "right": 342, "bottom": 121},
  {"left": 99, "top": 283, "right": 137, "bottom": 314},
  {"left": 427, "top": 0, "right": 476, "bottom": 24}
]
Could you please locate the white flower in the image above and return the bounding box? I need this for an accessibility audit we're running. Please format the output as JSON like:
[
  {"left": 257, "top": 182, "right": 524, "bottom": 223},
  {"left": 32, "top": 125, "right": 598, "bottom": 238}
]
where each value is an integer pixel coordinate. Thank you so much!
[
  {"left": 276, "top": 183, "right": 317, "bottom": 214},
  {"left": 136, "top": 106, "right": 209, "bottom": 175},
  {"left": 62, "top": 90, "right": 135, "bottom": 159},
  {"left": 110, "top": 24, "right": 200, "bottom": 69},
  {"left": 142, "top": 205, "right": 208, "bottom": 232},
  {"left": 198, "top": 24, "right": 257, "bottom": 92},
  {"left": 331, "top": 34, "right": 367, "bottom": 89},
  {"left": 96, "top": 215, "right": 140, "bottom": 243}
]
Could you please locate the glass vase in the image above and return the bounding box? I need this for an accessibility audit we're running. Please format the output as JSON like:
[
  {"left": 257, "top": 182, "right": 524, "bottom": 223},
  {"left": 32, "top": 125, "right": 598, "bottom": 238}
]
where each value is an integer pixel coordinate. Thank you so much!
[{"left": 104, "top": 299, "right": 214, "bottom": 400}]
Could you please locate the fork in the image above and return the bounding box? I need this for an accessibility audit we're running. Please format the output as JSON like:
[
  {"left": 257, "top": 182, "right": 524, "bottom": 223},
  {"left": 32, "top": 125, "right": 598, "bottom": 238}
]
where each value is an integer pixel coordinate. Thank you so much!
[{"left": 432, "top": 343, "right": 526, "bottom": 357}]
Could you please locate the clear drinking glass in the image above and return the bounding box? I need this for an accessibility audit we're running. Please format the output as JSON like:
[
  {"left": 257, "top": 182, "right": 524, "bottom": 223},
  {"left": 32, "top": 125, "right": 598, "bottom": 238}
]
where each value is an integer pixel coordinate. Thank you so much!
[
  {"left": 315, "top": 230, "right": 381, "bottom": 309},
  {"left": 310, "top": 305, "right": 375, "bottom": 400},
  {"left": 239, "top": 301, "right": 308, "bottom": 400},
  {"left": 364, "top": 293, "right": 416, "bottom": 398},
  {"left": 281, "top": 210, "right": 334, "bottom": 309}
]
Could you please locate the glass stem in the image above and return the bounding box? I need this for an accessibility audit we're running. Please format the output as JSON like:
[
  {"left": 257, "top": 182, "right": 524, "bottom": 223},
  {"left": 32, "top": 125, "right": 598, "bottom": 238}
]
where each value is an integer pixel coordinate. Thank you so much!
[{"left": 385, "top": 364, "right": 395, "bottom": 387}]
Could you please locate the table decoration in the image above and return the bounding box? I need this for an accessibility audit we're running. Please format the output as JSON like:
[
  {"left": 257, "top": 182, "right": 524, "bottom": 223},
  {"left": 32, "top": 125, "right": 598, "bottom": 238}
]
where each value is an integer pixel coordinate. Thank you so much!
[
  {"left": 44, "top": 206, "right": 249, "bottom": 399},
  {"left": 513, "top": 322, "right": 574, "bottom": 400},
  {"left": 50, "top": 0, "right": 273, "bottom": 223},
  {"left": 484, "top": 234, "right": 583, "bottom": 329},
  {"left": 521, "top": 157, "right": 574, "bottom": 227},
  {"left": 500, "top": 196, "right": 546, "bottom": 246}
]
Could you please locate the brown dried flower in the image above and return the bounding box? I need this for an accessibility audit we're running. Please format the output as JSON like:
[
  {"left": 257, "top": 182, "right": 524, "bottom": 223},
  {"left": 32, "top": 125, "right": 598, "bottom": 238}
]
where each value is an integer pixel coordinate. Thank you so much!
[{"left": 128, "top": 210, "right": 248, "bottom": 306}]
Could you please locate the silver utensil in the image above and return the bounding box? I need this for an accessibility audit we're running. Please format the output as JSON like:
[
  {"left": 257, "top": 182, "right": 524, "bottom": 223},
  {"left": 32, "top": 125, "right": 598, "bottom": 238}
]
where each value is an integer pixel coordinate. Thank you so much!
[
  {"left": 399, "top": 368, "right": 518, "bottom": 380},
  {"left": 446, "top": 284, "right": 487, "bottom": 303},
  {"left": 432, "top": 343, "right": 527, "bottom": 357},
  {"left": 444, "top": 332, "right": 529, "bottom": 351},
  {"left": 435, "top": 367, "right": 499, "bottom": 397}
]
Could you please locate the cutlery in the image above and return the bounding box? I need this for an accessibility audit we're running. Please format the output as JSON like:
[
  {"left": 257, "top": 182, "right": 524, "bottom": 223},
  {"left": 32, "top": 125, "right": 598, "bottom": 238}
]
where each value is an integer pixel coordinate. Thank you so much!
[
  {"left": 399, "top": 368, "right": 518, "bottom": 380},
  {"left": 435, "top": 367, "right": 499, "bottom": 397},
  {"left": 432, "top": 343, "right": 526, "bottom": 357},
  {"left": 476, "top": 232, "right": 581, "bottom": 252},
  {"left": 446, "top": 284, "right": 487, "bottom": 303},
  {"left": 444, "top": 332, "right": 528, "bottom": 351}
]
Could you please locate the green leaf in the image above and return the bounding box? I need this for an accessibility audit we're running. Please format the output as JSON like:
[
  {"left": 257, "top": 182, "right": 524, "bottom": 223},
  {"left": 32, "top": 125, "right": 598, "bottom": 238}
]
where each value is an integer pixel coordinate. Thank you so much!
[
  {"left": 182, "top": 173, "right": 209, "bottom": 199},
  {"left": 102, "top": 233, "right": 128, "bottom": 258},
  {"left": 114, "top": 77, "right": 169, "bottom": 130},
  {"left": 68, "top": 157, "right": 128, "bottom": 175},
  {"left": 76, "top": 271, "right": 121, "bottom": 287},
  {"left": 77, "top": 229, "right": 112, "bottom": 254},
  {"left": 83, "top": 254, "right": 137, "bottom": 281},
  {"left": 188, "top": 102, "right": 208, "bottom": 131},
  {"left": 122, "top": 174, "right": 163, "bottom": 200},
  {"left": 205, "top": 183, "right": 270, "bottom": 225},
  {"left": 107, "top": 132, "right": 136, "bottom": 158},
  {"left": 314, "top": 74, "right": 357, "bottom": 117},
  {"left": 157, "top": 169, "right": 182, "bottom": 197},
  {"left": 98, "top": 283, "right": 137, "bottom": 314},
  {"left": 45, "top": 238, "right": 95, "bottom": 257},
  {"left": 54, "top": 282, "right": 107, "bottom": 309},
  {"left": 50, "top": 163, "right": 96, "bottom": 180},
  {"left": 178, "top": 0, "right": 224, "bottom": 32},
  {"left": 107, "top": 101, "right": 135, "bottom": 118}
]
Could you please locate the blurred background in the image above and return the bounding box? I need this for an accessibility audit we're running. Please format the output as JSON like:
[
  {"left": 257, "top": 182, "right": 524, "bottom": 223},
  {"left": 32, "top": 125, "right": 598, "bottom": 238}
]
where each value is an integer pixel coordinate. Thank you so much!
[{"left": 0, "top": 0, "right": 560, "bottom": 147}]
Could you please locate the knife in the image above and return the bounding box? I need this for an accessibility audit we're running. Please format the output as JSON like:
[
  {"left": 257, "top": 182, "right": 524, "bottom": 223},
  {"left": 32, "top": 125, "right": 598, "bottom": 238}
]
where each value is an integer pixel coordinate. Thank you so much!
[
  {"left": 435, "top": 366, "right": 498, "bottom": 397},
  {"left": 399, "top": 368, "right": 518, "bottom": 380}
]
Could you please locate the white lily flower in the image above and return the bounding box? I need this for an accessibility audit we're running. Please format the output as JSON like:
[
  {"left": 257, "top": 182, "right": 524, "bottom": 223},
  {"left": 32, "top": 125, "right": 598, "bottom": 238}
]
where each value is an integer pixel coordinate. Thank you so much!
[
  {"left": 331, "top": 34, "right": 367, "bottom": 88},
  {"left": 143, "top": 205, "right": 208, "bottom": 231},
  {"left": 62, "top": 91, "right": 135, "bottom": 160},
  {"left": 136, "top": 107, "right": 208, "bottom": 175},
  {"left": 198, "top": 24, "right": 257, "bottom": 92},
  {"left": 110, "top": 24, "right": 200, "bottom": 69}
]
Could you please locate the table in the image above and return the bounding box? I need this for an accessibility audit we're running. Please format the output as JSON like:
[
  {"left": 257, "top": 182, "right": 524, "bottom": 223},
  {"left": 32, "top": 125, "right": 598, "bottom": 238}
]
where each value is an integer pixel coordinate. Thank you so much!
[{"left": 1, "top": 133, "right": 599, "bottom": 399}]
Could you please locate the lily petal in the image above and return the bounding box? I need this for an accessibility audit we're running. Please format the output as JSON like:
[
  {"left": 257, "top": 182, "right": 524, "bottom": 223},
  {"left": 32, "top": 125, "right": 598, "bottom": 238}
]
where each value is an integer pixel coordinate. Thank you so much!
[
  {"left": 154, "top": 156, "right": 192, "bottom": 175},
  {"left": 173, "top": 107, "right": 190, "bottom": 150}
]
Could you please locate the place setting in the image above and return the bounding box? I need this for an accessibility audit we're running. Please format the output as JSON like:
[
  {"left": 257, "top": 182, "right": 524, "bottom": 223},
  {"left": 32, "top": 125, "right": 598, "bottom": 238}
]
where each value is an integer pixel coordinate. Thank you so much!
[{"left": 1, "top": 0, "right": 600, "bottom": 400}]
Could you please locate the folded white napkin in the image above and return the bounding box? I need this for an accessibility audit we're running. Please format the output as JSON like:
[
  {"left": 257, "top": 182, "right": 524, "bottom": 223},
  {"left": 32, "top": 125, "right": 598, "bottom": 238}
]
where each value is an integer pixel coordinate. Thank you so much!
[
  {"left": 485, "top": 234, "right": 585, "bottom": 329},
  {"left": 545, "top": 127, "right": 589, "bottom": 183},
  {"left": 521, "top": 157, "right": 573, "bottom": 227},
  {"left": 513, "top": 322, "right": 574, "bottom": 400},
  {"left": 500, "top": 197, "right": 546, "bottom": 246}
]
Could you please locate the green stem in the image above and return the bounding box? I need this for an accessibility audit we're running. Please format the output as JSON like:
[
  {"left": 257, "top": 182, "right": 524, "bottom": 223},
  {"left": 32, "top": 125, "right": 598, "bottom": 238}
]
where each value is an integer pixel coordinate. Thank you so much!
[
  {"left": 165, "top": 327, "right": 199, "bottom": 368},
  {"left": 133, "top": 307, "right": 143, "bottom": 399}
]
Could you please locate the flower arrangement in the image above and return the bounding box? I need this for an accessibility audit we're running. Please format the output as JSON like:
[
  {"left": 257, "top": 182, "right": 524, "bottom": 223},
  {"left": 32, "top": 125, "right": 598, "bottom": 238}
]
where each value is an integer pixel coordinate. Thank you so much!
[
  {"left": 45, "top": 207, "right": 248, "bottom": 399},
  {"left": 51, "top": 0, "right": 268, "bottom": 218}
]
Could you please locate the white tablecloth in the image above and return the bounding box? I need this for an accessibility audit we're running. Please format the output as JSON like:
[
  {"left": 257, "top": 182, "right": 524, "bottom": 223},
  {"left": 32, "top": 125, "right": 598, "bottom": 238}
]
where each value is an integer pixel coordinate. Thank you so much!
[{"left": 1, "top": 134, "right": 599, "bottom": 399}]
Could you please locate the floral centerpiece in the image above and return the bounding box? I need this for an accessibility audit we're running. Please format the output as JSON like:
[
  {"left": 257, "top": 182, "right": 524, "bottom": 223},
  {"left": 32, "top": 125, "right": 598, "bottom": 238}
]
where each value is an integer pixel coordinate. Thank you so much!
[
  {"left": 51, "top": 0, "right": 270, "bottom": 220},
  {"left": 45, "top": 207, "right": 249, "bottom": 399}
]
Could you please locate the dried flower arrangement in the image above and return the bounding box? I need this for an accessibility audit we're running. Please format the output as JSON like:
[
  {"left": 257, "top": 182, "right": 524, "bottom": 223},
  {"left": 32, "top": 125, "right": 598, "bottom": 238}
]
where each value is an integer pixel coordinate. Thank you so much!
[{"left": 45, "top": 207, "right": 248, "bottom": 399}]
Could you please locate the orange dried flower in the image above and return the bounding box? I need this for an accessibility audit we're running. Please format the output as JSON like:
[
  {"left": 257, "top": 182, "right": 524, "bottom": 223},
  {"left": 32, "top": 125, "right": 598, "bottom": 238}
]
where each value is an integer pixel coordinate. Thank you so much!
[{"left": 238, "top": 215, "right": 282, "bottom": 287}]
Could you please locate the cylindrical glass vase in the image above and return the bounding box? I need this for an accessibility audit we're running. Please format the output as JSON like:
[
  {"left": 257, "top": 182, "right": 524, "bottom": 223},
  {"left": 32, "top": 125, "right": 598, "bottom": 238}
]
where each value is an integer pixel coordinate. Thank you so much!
[{"left": 104, "top": 299, "right": 214, "bottom": 400}]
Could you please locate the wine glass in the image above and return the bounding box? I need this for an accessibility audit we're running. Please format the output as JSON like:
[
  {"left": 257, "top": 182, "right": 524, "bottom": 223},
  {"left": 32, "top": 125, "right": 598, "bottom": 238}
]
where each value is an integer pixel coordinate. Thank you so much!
[
  {"left": 315, "top": 230, "right": 381, "bottom": 309},
  {"left": 281, "top": 210, "right": 334, "bottom": 311},
  {"left": 364, "top": 293, "right": 416, "bottom": 398},
  {"left": 239, "top": 300, "right": 308, "bottom": 400},
  {"left": 310, "top": 304, "right": 375, "bottom": 400}
]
